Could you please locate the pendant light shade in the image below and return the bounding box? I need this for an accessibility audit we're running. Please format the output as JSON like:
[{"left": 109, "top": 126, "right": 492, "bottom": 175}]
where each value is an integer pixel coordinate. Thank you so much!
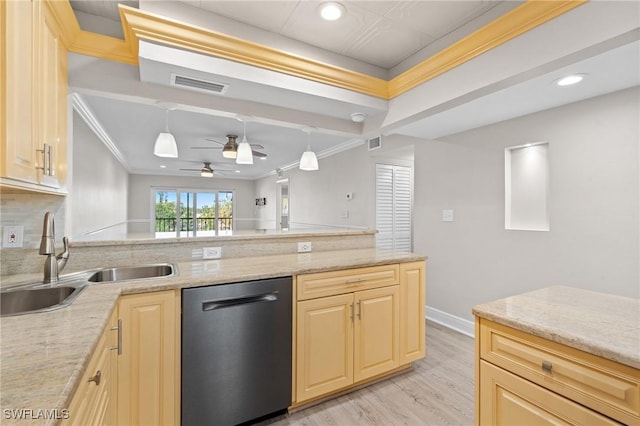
[
  {"left": 236, "top": 121, "right": 253, "bottom": 164},
  {"left": 154, "top": 109, "right": 178, "bottom": 158},
  {"left": 300, "top": 128, "right": 319, "bottom": 171}
]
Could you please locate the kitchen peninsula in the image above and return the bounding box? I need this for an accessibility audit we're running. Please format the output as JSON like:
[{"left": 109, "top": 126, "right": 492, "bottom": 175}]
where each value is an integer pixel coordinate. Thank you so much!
[{"left": 1, "top": 248, "right": 426, "bottom": 425}]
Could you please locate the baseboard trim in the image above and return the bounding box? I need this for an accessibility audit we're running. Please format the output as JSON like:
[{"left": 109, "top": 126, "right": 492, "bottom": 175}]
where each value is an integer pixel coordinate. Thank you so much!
[{"left": 426, "top": 306, "right": 475, "bottom": 338}]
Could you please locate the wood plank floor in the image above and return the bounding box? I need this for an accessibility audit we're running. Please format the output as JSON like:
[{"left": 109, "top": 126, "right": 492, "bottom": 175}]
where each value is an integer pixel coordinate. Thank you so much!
[{"left": 261, "top": 321, "right": 475, "bottom": 426}]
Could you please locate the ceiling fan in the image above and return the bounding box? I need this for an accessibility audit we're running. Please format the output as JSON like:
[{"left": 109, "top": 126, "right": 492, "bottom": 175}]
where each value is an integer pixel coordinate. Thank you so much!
[
  {"left": 191, "top": 134, "right": 267, "bottom": 159},
  {"left": 179, "top": 162, "right": 232, "bottom": 178}
]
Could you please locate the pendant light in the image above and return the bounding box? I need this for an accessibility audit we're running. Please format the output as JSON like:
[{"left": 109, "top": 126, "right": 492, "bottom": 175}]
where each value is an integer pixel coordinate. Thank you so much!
[
  {"left": 299, "top": 128, "right": 319, "bottom": 171},
  {"left": 236, "top": 120, "right": 253, "bottom": 165},
  {"left": 154, "top": 108, "right": 178, "bottom": 158}
]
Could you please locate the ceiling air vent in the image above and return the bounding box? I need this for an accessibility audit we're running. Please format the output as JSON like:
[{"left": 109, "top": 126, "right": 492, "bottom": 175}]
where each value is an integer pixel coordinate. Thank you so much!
[
  {"left": 170, "top": 73, "right": 229, "bottom": 95},
  {"left": 368, "top": 136, "right": 382, "bottom": 151}
]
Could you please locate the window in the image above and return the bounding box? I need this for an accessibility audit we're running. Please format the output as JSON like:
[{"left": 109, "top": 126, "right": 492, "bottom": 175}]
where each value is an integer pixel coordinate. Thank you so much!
[{"left": 154, "top": 189, "right": 234, "bottom": 238}]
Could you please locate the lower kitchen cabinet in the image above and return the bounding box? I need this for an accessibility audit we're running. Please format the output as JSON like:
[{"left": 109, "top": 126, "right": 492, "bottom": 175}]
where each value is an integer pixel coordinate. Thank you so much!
[
  {"left": 399, "top": 261, "right": 425, "bottom": 364},
  {"left": 117, "top": 290, "right": 180, "bottom": 426},
  {"left": 479, "top": 360, "right": 621, "bottom": 425},
  {"left": 64, "top": 308, "right": 118, "bottom": 425},
  {"left": 476, "top": 318, "right": 640, "bottom": 425},
  {"left": 295, "top": 262, "right": 424, "bottom": 404}
]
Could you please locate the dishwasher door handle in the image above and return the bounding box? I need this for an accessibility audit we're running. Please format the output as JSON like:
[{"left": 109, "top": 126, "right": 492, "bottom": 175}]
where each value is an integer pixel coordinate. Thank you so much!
[{"left": 202, "top": 292, "right": 278, "bottom": 311}]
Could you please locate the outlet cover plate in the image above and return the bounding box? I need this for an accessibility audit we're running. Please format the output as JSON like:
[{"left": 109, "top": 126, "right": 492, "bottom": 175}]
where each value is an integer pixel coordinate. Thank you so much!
[
  {"left": 3, "top": 226, "right": 24, "bottom": 248},
  {"left": 203, "top": 247, "right": 222, "bottom": 259},
  {"left": 297, "top": 242, "right": 312, "bottom": 253}
]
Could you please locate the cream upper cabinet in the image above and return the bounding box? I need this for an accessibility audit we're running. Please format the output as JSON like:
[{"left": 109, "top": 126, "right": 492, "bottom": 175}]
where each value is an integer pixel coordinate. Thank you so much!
[
  {"left": 1, "top": 0, "right": 67, "bottom": 193},
  {"left": 117, "top": 290, "right": 180, "bottom": 426}
]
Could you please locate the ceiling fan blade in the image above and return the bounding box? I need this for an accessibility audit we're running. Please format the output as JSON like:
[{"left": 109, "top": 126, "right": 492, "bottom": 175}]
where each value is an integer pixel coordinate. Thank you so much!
[
  {"left": 252, "top": 150, "right": 267, "bottom": 158},
  {"left": 191, "top": 146, "right": 221, "bottom": 149},
  {"left": 179, "top": 168, "right": 201, "bottom": 171},
  {"left": 249, "top": 143, "right": 265, "bottom": 149},
  {"left": 204, "top": 138, "right": 225, "bottom": 145}
]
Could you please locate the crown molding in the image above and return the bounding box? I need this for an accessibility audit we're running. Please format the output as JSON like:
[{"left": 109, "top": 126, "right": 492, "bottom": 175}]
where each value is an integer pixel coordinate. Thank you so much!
[
  {"left": 71, "top": 93, "right": 131, "bottom": 172},
  {"left": 52, "top": 0, "right": 587, "bottom": 100},
  {"left": 388, "top": 0, "right": 588, "bottom": 97}
]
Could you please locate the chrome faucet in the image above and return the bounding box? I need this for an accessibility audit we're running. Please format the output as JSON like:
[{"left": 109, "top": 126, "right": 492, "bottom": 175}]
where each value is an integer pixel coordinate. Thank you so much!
[{"left": 39, "top": 212, "right": 70, "bottom": 283}]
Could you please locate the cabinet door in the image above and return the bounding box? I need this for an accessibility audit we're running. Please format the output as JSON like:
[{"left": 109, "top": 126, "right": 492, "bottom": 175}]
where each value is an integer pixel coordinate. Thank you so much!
[
  {"left": 354, "top": 286, "right": 399, "bottom": 382},
  {"left": 64, "top": 309, "right": 118, "bottom": 426},
  {"left": 37, "top": 1, "right": 66, "bottom": 188},
  {"left": 399, "top": 261, "right": 425, "bottom": 364},
  {"left": 1, "top": 0, "right": 39, "bottom": 184},
  {"left": 296, "top": 293, "right": 354, "bottom": 402},
  {"left": 117, "top": 291, "right": 179, "bottom": 426},
  {"left": 479, "top": 361, "right": 622, "bottom": 425}
]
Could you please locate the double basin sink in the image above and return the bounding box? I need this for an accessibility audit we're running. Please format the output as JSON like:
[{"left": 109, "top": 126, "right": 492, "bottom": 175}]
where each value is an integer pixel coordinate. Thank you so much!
[{"left": 1, "top": 264, "right": 175, "bottom": 317}]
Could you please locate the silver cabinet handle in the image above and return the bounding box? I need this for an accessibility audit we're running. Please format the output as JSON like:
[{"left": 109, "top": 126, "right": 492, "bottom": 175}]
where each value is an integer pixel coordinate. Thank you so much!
[
  {"left": 542, "top": 360, "right": 553, "bottom": 374},
  {"left": 36, "top": 144, "right": 54, "bottom": 176},
  {"left": 110, "top": 319, "right": 122, "bottom": 355},
  {"left": 88, "top": 370, "right": 101, "bottom": 386},
  {"left": 48, "top": 143, "right": 55, "bottom": 176}
]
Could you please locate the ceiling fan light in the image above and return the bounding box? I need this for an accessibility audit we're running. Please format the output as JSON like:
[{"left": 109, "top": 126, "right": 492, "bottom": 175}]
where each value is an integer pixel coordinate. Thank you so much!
[
  {"left": 300, "top": 150, "right": 319, "bottom": 171},
  {"left": 236, "top": 137, "right": 254, "bottom": 164},
  {"left": 201, "top": 169, "right": 214, "bottom": 178},
  {"left": 222, "top": 144, "right": 237, "bottom": 159},
  {"left": 154, "top": 132, "right": 178, "bottom": 158}
]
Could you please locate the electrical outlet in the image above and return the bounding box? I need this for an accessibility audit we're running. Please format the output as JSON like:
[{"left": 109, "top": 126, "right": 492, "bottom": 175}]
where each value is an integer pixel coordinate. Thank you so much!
[
  {"left": 3, "top": 225, "right": 24, "bottom": 248},
  {"left": 203, "top": 247, "right": 222, "bottom": 259},
  {"left": 297, "top": 242, "right": 312, "bottom": 253}
]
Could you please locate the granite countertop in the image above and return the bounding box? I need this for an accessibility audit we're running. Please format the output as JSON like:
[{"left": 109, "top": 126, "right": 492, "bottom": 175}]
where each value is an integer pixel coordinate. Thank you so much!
[
  {"left": 0, "top": 248, "right": 425, "bottom": 425},
  {"left": 472, "top": 286, "right": 640, "bottom": 370}
]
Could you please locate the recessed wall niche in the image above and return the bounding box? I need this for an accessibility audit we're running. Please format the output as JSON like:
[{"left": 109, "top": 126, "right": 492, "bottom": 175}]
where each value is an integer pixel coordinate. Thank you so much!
[{"left": 505, "top": 142, "right": 550, "bottom": 231}]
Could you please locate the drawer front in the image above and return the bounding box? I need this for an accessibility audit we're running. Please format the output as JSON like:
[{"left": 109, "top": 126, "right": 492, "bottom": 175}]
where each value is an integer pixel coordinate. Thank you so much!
[
  {"left": 480, "top": 360, "right": 622, "bottom": 426},
  {"left": 480, "top": 319, "right": 640, "bottom": 425},
  {"left": 297, "top": 264, "right": 400, "bottom": 300}
]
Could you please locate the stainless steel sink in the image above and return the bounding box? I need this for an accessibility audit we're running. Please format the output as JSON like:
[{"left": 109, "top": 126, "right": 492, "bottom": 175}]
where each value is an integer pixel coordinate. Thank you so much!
[
  {"left": 88, "top": 263, "right": 175, "bottom": 283},
  {"left": 1, "top": 285, "right": 86, "bottom": 317}
]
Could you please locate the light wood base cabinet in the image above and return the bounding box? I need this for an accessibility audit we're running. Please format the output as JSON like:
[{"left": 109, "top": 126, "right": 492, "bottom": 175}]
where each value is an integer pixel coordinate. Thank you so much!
[
  {"left": 64, "top": 308, "right": 118, "bottom": 425},
  {"left": 295, "top": 262, "right": 425, "bottom": 404},
  {"left": 476, "top": 318, "right": 640, "bottom": 425},
  {"left": 117, "top": 290, "right": 180, "bottom": 426}
]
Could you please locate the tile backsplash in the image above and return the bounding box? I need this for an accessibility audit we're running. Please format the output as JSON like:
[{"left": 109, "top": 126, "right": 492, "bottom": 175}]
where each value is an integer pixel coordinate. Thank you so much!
[{"left": 0, "top": 192, "right": 66, "bottom": 249}]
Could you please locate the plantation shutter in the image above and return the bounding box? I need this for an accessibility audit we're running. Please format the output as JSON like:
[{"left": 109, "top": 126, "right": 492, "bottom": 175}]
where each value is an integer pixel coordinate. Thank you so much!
[{"left": 375, "top": 164, "right": 412, "bottom": 252}]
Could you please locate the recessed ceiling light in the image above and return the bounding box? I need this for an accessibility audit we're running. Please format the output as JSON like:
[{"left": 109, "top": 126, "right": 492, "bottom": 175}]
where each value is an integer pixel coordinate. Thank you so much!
[
  {"left": 319, "top": 2, "right": 346, "bottom": 21},
  {"left": 235, "top": 170, "right": 241, "bottom": 173},
  {"left": 555, "top": 74, "right": 587, "bottom": 87},
  {"left": 160, "top": 165, "right": 167, "bottom": 168}
]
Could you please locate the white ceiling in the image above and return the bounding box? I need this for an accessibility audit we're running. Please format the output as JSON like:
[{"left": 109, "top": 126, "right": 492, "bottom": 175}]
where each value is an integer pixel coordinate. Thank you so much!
[{"left": 68, "top": 1, "right": 640, "bottom": 180}]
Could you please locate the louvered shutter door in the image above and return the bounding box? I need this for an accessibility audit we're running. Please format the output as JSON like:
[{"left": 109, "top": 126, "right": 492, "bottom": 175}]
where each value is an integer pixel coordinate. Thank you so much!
[{"left": 376, "top": 164, "right": 412, "bottom": 252}]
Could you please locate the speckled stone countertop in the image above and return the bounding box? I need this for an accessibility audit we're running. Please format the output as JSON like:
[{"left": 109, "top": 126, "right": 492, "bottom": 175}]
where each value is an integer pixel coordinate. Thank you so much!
[
  {"left": 472, "top": 286, "right": 640, "bottom": 370},
  {"left": 0, "top": 249, "right": 425, "bottom": 425}
]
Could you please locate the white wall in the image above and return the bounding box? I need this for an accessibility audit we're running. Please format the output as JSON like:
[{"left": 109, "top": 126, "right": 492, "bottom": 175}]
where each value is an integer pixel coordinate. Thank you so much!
[
  {"left": 254, "top": 139, "right": 415, "bottom": 232},
  {"left": 414, "top": 87, "right": 640, "bottom": 324},
  {"left": 70, "top": 110, "right": 129, "bottom": 238},
  {"left": 128, "top": 174, "right": 257, "bottom": 232}
]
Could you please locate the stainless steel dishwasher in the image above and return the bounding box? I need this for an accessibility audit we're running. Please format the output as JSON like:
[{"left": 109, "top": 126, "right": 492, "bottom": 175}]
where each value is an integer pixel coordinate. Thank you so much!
[{"left": 181, "top": 277, "right": 292, "bottom": 425}]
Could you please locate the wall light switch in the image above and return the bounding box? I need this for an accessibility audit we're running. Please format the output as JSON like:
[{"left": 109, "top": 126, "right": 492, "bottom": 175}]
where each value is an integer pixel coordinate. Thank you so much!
[
  {"left": 442, "top": 209, "right": 454, "bottom": 222},
  {"left": 3, "top": 225, "right": 24, "bottom": 248}
]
